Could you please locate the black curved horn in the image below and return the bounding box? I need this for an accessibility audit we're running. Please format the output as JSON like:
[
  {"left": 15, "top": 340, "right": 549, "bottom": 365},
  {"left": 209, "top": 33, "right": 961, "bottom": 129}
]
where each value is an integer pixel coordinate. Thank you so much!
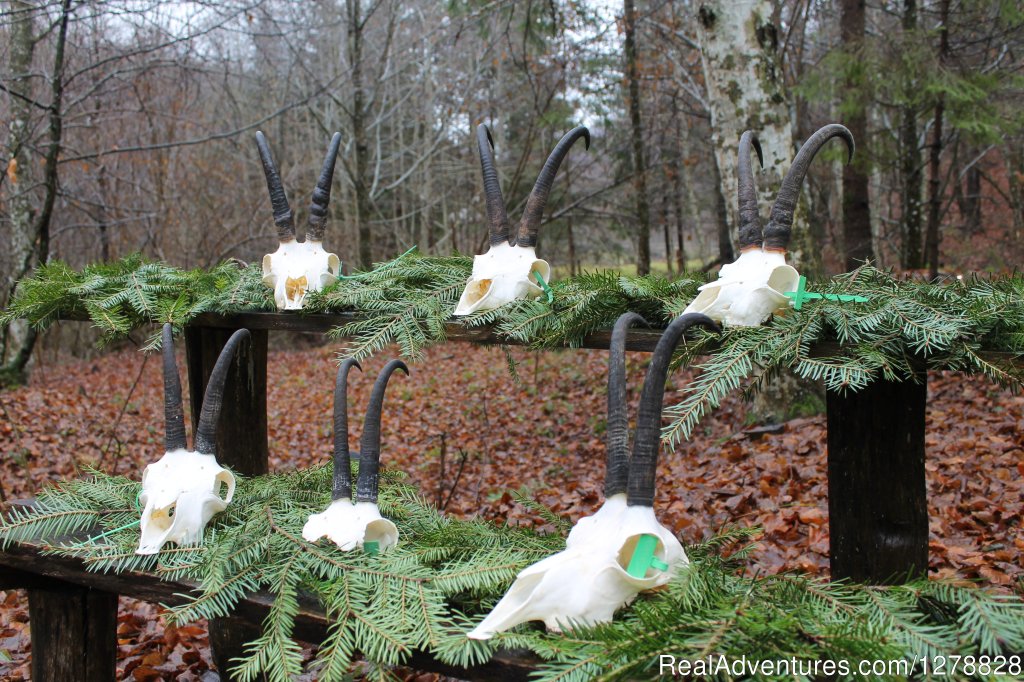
[
  {"left": 627, "top": 313, "right": 721, "bottom": 507},
  {"left": 161, "top": 324, "right": 187, "bottom": 451},
  {"left": 306, "top": 132, "right": 342, "bottom": 243},
  {"left": 477, "top": 124, "right": 512, "bottom": 247},
  {"left": 331, "top": 359, "right": 361, "bottom": 501},
  {"left": 255, "top": 131, "right": 296, "bottom": 241},
  {"left": 605, "top": 312, "right": 647, "bottom": 498},
  {"left": 736, "top": 131, "right": 764, "bottom": 252},
  {"left": 355, "top": 359, "right": 409, "bottom": 503},
  {"left": 763, "top": 124, "right": 855, "bottom": 252},
  {"left": 514, "top": 125, "right": 590, "bottom": 248},
  {"left": 193, "top": 329, "right": 251, "bottom": 456}
]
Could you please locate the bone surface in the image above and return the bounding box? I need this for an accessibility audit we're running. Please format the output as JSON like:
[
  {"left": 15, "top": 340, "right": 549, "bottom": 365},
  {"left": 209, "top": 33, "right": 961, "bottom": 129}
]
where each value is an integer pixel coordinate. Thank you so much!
[
  {"left": 454, "top": 124, "right": 588, "bottom": 315},
  {"left": 468, "top": 314, "right": 712, "bottom": 639},
  {"left": 256, "top": 131, "right": 342, "bottom": 310},
  {"left": 301, "top": 499, "right": 398, "bottom": 552},
  {"left": 684, "top": 125, "right": 853, "bottom": 327},
  {"left": 302, "top": 359, "right": 407, "bottom": 552},
  {"left": 136, "top": 325, "right": 248, "bottom": 555},
  {"left": 138, "top": 450, "right": 235, "bottom": 555}
]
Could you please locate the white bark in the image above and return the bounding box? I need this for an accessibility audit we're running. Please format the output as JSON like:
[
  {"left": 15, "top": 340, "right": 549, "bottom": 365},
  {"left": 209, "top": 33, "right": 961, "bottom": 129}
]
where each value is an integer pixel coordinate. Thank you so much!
[
  {"left": 696, "top": 0, "right": 801, "bottom": 261},
  {"left": 3, "top": 0, "right": 37, "bottom": 366}
]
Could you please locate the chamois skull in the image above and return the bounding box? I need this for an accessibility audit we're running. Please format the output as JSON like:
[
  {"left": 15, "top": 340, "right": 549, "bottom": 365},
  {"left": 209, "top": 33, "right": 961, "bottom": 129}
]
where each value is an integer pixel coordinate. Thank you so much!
[
  {"left": 684, "top": 124, "right": 854, "bottom": 326},
  {"left": 468, "top": 312, "right": 720, "bottom": 638},
  {"left": 454, "top": 124, "right": 590, "bottom": 315},
  {"left": 302, "top": 359, "right": 407, "bottom": 552},
  {"left": 257, "top": 131, "right": 342, "bottom": 310},
  {"left": 137, "top": 324, "right": 248, "bottom": 555}
]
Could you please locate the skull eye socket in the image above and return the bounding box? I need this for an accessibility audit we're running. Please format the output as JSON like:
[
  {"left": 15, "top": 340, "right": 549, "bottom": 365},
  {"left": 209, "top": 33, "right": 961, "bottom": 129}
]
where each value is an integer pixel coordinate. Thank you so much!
[
  {"left": 216, "top": 480, "right": 230, "bottom": 501},
  {"left": 464, "top": 278, "right": 493, "bottom": 305}
]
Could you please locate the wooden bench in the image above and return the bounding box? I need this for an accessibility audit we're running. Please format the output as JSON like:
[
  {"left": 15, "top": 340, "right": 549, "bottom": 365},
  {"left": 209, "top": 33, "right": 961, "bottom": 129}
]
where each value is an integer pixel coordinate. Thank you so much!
[{"left": 2, "top": 311, "right": 1009, "bottom": 680}]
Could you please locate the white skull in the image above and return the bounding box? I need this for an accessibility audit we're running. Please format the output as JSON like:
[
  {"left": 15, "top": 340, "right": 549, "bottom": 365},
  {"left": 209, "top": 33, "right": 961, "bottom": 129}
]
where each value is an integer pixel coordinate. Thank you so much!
[
  {"left": 301, "top": 498, "right": 398, "bottom": 552},
  {"left": 467, "top": 502, "right": 686, "bottom": 639},
  {"left": 255, "top": 131, "right": 343, "bottom": 311},
  {"left": 137, "top": 450, "right": 235, "bottom": 555},
  {"left": 454, "top": 242, "right": 550, "bottom": 315},
  {"left": 262, "top": 239, "right": 340, "bottom": 310},
  {"left": 684, "top": 249, "right": 798, "bottom": 326}
]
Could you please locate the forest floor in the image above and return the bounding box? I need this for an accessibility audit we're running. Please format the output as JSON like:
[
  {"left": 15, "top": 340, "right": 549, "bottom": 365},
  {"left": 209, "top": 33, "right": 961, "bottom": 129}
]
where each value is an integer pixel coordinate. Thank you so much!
[{"left": 0, "top": 341, "right": 1022, "bottom": 680}]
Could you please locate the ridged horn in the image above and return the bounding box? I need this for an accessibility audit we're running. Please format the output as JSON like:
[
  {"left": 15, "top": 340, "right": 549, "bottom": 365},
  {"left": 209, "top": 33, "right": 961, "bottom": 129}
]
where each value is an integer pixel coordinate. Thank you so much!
[
  {"left": 306, "top": 132, "right": 341, "bottom": 243},
  {"left": 605, "top": 312, "right": 647, "bottom": 498},
  {"left": 763, "top": 124, "right": 855, "bottom": 252},
  {"left": 331, "top": 359, "right": 361, "bottom": 501},
  {"left": 193, "top": 329, "right": 251, "bottom": 456},
  {"left": 513, "top": 125, "right": 590, "bottom": 248},
  {"left": 355, "top": 359, "right": 409, "bottom": 503},
  {"left": 477, "top": 124, "right": 512, "bottom": 247},
  {"left": 255, "top": 131, "right": 295, "bottom": 241},
  {"left": 736, "top": 131, "right": 764, "bottom": 252},
  {"left": 161, "top": 324, "right": 187, "bottom": 452},
  {"left": 627, "top": 313, "right": 721, "bottom": 507}
]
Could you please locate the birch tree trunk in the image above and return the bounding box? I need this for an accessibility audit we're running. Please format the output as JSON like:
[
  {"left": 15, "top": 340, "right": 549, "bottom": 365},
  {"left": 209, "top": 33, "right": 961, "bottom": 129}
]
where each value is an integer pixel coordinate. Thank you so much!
[
  {"left": 2, "top": 0, "right": 37, "bottom": 372},
  {"left": 696, "top": 0, "right": 799, "bottom": 263}
]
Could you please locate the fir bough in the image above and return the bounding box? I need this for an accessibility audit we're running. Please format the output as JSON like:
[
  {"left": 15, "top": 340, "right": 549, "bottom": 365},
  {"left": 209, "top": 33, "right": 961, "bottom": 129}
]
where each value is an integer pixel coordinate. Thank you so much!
[
  {"left": 2, "top": 470, "right": 1022, "bottom": 681},
  {"left": 6, "top": 256, "right": 1024, "bottom": 442}
]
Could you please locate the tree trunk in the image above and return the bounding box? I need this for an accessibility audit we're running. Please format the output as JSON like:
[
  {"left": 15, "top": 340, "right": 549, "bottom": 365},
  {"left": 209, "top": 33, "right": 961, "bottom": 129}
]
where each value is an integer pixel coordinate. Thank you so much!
[
  {"left": 2, "top": 0, "right": 70, "bottom": 386},
  {"left": 2, "top": 0, "right": 37, "bottom": 375},
  {"left": 900, "top": 0, "right": 923, "bottom": 269},
  {"left": 696, "top": 0, "right": 795, "bottom": 263},
  {"left": 924, "top": 0, "right": 950, "bottom": 280},
  {"left": 840, "top": 0, "right": 873, "bottom": 270},
  {"left": 671, "top": 95, "right": 688, "bottom": 272},
  {"left": 347, "top": 0, "right": 373, "bottom": 268},
  {"left": 624, "top": 0, "right": 651, "bottom": 276}
]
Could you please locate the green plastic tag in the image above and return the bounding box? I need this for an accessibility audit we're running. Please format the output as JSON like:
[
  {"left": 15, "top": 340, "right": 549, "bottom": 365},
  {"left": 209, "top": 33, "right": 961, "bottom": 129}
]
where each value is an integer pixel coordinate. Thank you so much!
[
  {"left": 785, "top": 276, "right": 869, "bottom": 310},
  {"left": 364, "top": 541, "right": 380, "bottom": 556},
  {"left": 626, "top": 534, "right": 669, "bottom": 578}
]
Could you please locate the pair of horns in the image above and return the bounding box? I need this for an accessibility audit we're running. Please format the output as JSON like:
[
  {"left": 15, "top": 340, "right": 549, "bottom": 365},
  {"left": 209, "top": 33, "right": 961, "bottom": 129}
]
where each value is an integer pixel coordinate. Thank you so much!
[
  {"left": 331, "top": 359, "right": 409, "bottom": 504},
  {"left": 256, "top": 131, "right": 342, "bottom": 243},
  {"left": 604, "top": 312, "right": 721, "bottom": 507},
  {"left": 736, "top": 124, "right": 855, "bottom": 253},
  {"left": 162, "top": 323, "right": 250, "bottom": 456},
  {"left": 477, "top": 124, "right": 590, "bottom": 249}
]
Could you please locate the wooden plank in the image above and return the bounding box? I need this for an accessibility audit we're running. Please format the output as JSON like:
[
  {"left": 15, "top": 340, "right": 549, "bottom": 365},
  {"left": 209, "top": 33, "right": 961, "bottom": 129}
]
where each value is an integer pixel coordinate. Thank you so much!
[
  {"left": 826, "top": 374, "right": 929, "bottom": 582},
  {"left": 184, "top": 327, "right": 269, "bottom": 477},
  {"left": 27, "top": 581, "right": 117, "bottom": 681},
  {"left": 184, "top": 327, "right": 269, "bottom": 679},
  {"left": 188, "top": 312, "right": 669, "bottom": 352},
  {"left": 0, "top": 540, "right": 538, "bottom": 682}
]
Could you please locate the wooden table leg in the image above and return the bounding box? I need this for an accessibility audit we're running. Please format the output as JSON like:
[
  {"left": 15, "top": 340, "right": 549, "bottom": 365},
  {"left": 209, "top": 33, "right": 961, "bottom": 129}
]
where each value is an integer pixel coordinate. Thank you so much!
[
  {"left": 185, "top": 326, "right": 269, "bottom": 680},
  {"left": 826, "top": 374, "right": 929, "bottom": 583},
  {"left": 28, "top": 582, "right": 118, "bottom": 681}
]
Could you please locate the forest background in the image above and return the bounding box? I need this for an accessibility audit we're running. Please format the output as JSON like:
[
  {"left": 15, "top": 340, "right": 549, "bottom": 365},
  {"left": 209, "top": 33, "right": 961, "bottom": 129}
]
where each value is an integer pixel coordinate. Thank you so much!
[{"left": 1, "top": 0, "right": 1023, "bottom": 377}]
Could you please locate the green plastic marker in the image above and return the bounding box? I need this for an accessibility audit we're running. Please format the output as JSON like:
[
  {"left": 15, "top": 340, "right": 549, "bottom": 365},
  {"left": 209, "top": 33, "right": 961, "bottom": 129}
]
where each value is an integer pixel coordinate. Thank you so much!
[
  {"left": 533, "top": 270, "right": 554, "bottom": 303},
  {"left": 785, "top": 275, "right": 869, "bottom": 310},
  {"left": 364, "top": 540, "right": 380, "bottom": 556},
  {"left": 626, "top": 534, "right": 669, "bottom": 579}
]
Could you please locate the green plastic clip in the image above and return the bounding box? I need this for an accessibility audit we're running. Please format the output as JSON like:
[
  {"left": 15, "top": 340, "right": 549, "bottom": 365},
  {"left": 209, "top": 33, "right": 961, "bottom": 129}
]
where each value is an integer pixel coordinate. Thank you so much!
[
  {"left": 626, "top": 534, "right": 669, "bottom": 579},
  {"left": 784, "top": 275, "right": 869, "bottom": 310},
  {"left": 533, "top": 270, "right": 554, "bottom": 303},
  {"left": 364, "top": 540, "right": 380, "bottom": 556}
]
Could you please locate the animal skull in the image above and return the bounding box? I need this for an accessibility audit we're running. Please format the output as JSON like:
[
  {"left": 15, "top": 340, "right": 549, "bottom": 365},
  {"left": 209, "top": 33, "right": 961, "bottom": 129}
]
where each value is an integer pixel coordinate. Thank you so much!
[
  {"left": 138, "top": 450, "right": 235, "bottom": 555},
  {"left": 468, "top": 313, "right": 719, "bottom": 639},
  {"left": 454, "top": 124, "right": 589, "bottom": 316},
  {"left": 256, "top": 131, "right": 343, "bottom": 310},
  {"left": 137, "top": 324, "right": 249, "bottom": 555},
  {"left": 684, "top": 125, "right": 854, "bottom": 326},
  {"left": 302, "top": 359, "right": 407, "bottom": 552},
  {"left": 262, "top": 239, "right": 340, "bottom": 311}
]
